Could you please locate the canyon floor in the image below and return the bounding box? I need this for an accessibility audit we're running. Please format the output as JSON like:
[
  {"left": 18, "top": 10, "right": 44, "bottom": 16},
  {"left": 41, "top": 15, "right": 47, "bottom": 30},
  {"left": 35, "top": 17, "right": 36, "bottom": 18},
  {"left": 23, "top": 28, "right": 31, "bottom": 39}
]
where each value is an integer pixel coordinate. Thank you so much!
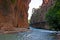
[{"left": 0, "top": 27, "right": 60, "bottom": 40}]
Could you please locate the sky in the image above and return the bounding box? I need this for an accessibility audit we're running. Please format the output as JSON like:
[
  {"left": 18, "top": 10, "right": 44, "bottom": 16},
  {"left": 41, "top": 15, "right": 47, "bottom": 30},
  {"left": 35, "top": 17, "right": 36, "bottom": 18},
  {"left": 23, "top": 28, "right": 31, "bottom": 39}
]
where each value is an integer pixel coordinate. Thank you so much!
[{"left": 28, "top": 0, "right": 43, "bottom": 20}]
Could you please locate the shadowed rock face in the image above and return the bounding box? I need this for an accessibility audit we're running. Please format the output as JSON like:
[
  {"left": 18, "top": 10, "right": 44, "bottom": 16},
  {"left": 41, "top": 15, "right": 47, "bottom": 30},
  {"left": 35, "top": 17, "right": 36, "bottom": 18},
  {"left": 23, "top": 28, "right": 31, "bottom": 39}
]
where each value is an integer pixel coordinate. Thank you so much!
[{"left": 0, "top": 0, "right": 31, "bottom": 30}]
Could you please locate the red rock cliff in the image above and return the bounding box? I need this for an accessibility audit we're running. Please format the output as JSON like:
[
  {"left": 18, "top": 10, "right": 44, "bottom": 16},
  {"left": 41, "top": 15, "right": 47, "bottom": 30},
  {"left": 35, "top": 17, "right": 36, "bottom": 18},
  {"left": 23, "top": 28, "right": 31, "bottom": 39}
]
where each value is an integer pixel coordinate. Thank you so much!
[{"left": 0, "top": 0, "right": 31, "bottom": 31}]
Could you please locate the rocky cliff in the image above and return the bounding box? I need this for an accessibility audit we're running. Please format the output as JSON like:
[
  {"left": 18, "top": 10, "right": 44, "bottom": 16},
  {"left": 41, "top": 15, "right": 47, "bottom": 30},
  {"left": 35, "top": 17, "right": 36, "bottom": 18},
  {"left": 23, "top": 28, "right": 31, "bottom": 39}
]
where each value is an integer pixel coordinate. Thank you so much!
[
  {"left": 30, "top": 0, "right": 56, "bottom": 29},
  {"left": 0, "top": 0, "right": 31, "bottom": 31}
]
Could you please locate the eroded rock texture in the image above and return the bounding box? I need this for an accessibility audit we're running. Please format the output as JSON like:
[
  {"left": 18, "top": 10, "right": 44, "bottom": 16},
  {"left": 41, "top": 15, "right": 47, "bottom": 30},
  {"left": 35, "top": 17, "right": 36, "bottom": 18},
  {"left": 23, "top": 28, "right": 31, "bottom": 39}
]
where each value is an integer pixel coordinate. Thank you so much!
[
  {"left": 0, "top": 0, "right": 31, "bottom": 31},
  {"left": 30, "top": 0, "right": 56, "bottom": 29}
]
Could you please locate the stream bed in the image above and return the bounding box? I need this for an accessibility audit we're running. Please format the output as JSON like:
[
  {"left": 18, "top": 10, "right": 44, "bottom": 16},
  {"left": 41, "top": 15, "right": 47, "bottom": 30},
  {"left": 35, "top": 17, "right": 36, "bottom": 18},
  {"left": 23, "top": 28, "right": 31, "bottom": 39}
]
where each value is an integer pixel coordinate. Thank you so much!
[{"left": 0, "top": 27, "right": 59, "bottom": 40}]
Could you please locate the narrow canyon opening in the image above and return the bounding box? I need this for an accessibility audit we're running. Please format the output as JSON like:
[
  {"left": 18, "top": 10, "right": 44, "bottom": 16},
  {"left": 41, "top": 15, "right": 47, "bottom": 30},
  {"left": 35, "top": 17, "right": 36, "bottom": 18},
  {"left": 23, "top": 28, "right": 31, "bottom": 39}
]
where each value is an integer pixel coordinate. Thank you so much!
[
  {"left": 28, "top": 0, "right": 43, "bottom": 24},
  {"left": 28, "top": 0, "right": 43, "bottom": 20}
]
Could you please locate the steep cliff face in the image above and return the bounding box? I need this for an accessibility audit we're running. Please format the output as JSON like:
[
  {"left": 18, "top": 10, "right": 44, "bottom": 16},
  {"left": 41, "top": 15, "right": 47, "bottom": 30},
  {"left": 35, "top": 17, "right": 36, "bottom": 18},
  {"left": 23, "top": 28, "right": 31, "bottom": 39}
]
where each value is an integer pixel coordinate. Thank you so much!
[
  {"left": 0, "top": 0, "right": 31, "bottom": 31},
  {"left": 17, "top": 0, "right": 31, "bottom": 28},
  {"left": 30, "top": 0, "right": 56, "bottom": 29}
]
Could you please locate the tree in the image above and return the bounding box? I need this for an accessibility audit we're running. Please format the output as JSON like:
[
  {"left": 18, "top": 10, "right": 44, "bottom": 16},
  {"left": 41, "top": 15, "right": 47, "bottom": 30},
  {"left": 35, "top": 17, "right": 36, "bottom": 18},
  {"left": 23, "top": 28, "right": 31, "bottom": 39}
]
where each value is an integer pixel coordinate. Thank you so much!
[{"left": 45, "top": 0, "right": 60, "bottom": 31}]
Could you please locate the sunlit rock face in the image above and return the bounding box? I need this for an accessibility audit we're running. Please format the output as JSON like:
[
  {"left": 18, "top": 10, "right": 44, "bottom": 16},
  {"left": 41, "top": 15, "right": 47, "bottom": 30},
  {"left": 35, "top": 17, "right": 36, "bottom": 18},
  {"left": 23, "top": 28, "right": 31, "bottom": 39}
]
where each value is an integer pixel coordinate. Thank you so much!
[
  {"left": 30, "top": 0, "right": 56, "bottom": 29},
  {"left": 0, "top": 0, "right": 31, "bottom": 31}
]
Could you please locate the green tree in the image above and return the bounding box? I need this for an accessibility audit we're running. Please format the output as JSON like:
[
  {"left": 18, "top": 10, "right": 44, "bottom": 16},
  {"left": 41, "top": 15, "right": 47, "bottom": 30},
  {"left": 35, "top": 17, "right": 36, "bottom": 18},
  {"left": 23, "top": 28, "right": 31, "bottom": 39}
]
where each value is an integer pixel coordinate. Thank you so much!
[{"left": 45, "top": 0, "right": 60, "bottom": 31}]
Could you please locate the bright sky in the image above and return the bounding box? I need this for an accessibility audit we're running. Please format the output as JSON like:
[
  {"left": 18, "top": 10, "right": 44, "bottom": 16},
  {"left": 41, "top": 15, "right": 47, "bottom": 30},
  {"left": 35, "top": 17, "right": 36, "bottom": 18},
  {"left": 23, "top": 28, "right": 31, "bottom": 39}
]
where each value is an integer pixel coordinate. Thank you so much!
[{"left": 28, "top": 0, "right": 43, "bottom": 20}]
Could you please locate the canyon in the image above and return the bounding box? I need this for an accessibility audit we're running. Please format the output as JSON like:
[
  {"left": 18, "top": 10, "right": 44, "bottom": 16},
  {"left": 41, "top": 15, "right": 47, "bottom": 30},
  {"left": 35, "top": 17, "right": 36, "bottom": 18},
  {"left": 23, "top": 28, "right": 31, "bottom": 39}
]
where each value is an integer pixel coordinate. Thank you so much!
[{"left": 30, "top": 0, "right": 56, "bottom": 29}]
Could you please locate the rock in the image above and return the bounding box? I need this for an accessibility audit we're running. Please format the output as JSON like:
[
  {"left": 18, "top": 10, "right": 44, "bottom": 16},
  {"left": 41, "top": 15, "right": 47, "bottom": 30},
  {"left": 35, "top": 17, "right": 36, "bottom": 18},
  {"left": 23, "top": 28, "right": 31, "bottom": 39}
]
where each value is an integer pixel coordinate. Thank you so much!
[
  {"left": 0, "top": 0, "right": 31, "bottom": 31},
  {"left": 1, "top": 24, "right": 16, "bottom": 31}
]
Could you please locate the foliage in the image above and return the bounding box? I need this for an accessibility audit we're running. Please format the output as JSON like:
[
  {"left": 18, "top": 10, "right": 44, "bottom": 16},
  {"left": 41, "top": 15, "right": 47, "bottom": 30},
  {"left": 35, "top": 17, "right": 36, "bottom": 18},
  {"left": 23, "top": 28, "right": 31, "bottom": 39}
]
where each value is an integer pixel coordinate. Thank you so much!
[
  {"left": 45, "top": 0, "right": 60, "bottom": 31},
  {"left": 1, "top": 0, "right": 16, "bottom": 16},
  {"left": 11, "top": 0, "right": 16, "bottom": 3},
  {"left": 3, "top": 0, "right": 16, "bottom": 10},
  {"left": 3, "top": 0, "right": 9, "bottom": 11}
]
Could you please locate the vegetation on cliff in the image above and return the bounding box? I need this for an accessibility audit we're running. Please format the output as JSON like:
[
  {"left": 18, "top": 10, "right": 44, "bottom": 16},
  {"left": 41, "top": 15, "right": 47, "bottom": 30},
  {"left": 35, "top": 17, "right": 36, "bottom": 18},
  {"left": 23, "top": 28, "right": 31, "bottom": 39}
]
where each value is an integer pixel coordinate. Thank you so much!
[
  {"left": 11, "top": 0, "right": 16, "bottom": 3},
  {"left": 45, "top": 0, "right": 60, "bottom": 30},
  {"left": 3, "top": 0, "right": 9, "bottom": 11},
  {"left": 3, "top": 0, "right": 16, "bottom": 10}
]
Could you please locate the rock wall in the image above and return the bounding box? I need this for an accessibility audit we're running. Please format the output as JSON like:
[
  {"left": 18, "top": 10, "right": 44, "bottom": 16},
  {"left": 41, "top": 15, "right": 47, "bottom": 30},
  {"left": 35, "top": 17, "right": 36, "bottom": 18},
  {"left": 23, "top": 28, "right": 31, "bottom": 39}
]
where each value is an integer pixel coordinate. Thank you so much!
[
  {"left": 0, "top": 0, "right": 31, "bottom": 31},
  {"left": 30, "top": 0, "right": 56, "bottom": 29}
]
